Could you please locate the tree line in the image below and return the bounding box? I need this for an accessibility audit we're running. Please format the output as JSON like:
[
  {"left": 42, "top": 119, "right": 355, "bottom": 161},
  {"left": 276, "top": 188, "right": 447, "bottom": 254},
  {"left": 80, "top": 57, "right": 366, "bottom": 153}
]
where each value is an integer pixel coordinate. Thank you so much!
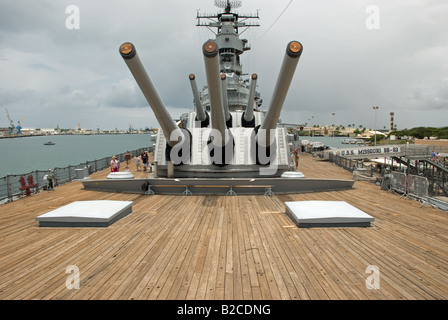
[{"left": 390, "top": 127, "right": 448, "bottom": 139}]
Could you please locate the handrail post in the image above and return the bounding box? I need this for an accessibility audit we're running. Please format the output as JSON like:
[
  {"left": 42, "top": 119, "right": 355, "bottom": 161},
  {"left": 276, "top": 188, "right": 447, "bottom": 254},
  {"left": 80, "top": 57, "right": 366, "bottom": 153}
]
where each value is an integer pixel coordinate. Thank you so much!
[
  {"left": 6, "top": 174, "right": 12, "bottom": 202},
  {"left": 34, "top": 170, "right": 39, "bottom": 193}
]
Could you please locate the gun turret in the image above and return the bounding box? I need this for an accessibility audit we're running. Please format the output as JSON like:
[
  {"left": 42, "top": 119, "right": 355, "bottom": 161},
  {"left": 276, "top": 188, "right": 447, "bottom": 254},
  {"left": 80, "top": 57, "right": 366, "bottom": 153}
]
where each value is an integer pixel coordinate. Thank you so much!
[
  {"left": 189, "top": 74, "right": 209, "bottom": 127},
  {"left": 242, "top": 73, "right": 257, "bottom": 127},
  {"left": 257, "top": 41, "right": 303, "bottom": 147}
]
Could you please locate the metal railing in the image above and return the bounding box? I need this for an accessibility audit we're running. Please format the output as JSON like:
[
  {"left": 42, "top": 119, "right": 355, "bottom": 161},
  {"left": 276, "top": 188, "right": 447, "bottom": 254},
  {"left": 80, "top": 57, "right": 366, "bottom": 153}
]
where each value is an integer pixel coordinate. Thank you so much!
[
  {"left": 328, "top": 152, "right": 375, "bottom": 175},
  {"left": 0, "top": 146, "right": 153, "bottom": 204},
  {"left": 329, "top": 144, "right": 448, "bottom": 197},
  {"left": 403, "top": 145, "right": 448, "bottom": 159}
]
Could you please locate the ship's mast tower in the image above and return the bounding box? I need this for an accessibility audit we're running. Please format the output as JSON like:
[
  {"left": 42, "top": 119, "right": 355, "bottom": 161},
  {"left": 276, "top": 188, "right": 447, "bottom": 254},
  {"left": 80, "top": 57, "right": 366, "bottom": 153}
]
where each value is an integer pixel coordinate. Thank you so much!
[{"left": 196, "top": 0, "right": 259, "bottom": 77}]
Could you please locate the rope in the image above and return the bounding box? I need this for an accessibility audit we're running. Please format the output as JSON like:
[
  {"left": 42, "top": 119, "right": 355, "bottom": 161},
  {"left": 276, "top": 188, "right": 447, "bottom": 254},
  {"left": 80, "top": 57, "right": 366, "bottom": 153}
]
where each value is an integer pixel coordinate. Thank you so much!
[{"left": 258, "top": 0, "right": 294, "bottom": 39}]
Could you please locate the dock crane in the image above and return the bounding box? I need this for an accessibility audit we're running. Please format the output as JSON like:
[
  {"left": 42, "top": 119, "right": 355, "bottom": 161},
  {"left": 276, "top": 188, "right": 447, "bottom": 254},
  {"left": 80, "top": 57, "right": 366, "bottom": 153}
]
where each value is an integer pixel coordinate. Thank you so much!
[
  {"left": 16, "top": 118, "right": 23, "bottom": 134},
  {"left": 5, "top": 108, "right": 15, "bottom": 135}
]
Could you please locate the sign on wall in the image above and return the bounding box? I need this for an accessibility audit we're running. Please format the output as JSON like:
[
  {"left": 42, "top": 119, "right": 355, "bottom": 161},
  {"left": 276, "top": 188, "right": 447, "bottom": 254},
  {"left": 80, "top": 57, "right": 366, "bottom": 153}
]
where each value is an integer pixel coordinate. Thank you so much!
[{"left": 338, "top": 146, "right": 401, "bottom": 157}]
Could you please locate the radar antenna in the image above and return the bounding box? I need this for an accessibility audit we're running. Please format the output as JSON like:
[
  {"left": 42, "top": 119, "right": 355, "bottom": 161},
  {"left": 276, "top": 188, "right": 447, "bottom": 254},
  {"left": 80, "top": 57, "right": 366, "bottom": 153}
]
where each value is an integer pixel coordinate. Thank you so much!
[{"left": 215, "top": 0, "right": 242, "bottom": 12}]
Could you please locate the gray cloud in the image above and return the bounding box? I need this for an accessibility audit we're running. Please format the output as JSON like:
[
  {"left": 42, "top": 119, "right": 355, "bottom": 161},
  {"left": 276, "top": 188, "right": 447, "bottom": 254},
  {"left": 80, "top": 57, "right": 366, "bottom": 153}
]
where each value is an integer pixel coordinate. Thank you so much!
[{"left": 0, "top": 0, "right": 447, "bottom": 131}]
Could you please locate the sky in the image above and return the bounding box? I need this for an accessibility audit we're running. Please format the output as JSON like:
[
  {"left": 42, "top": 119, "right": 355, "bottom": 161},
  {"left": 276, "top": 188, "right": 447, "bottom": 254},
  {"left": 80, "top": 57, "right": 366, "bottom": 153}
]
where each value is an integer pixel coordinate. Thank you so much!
[{"left": 0, "top": 0, "right": 447, "bottom": 131}]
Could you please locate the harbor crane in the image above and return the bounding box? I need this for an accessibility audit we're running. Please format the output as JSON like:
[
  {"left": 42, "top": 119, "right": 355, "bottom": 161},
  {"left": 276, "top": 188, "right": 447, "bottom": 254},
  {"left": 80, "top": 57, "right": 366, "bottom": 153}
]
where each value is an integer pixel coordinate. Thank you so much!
[
  {"left": 16, "top": 118, "right": 23, "bottom": 134},
  {"left": 5, "top": 108, "right": 16, "bottom": 135}
]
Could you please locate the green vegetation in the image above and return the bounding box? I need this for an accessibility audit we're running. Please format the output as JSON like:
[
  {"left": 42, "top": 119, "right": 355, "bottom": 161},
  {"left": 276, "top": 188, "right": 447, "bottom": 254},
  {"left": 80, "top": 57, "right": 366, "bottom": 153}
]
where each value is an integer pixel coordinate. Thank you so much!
[
  {"left": 368, "top": 134, "right": 386, "bottom": 143},
  {"left": 390, "top": 127, "right": 448, "bottom": 139}
]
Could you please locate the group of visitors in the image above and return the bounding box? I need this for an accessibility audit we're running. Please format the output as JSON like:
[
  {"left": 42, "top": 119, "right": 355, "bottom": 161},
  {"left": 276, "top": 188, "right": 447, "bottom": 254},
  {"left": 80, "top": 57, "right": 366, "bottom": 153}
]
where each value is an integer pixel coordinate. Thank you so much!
[
  {"left": 432, "top": 150, "right": 442, "bottom": 164},
  {"left": 110, "top": 150, "right": 152, "bottom": 173},
  {"left": 431, "top": 150, "right": 447, "bottom": 167},
  {"left": 136, "top": 150, "right": 151, "bottom": 173}
]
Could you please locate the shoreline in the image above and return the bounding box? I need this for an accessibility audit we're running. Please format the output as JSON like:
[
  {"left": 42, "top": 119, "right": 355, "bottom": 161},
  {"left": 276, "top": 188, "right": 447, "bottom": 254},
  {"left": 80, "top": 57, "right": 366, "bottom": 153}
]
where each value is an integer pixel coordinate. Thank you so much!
[{"left": 0, "top": 132, "right": 153, "bottom": 139}]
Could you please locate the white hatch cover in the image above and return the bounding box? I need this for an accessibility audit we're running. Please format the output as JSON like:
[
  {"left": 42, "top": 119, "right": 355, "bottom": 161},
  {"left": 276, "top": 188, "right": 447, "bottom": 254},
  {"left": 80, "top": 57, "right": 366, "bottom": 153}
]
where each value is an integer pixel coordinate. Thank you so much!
[
  {"left": 285, "top": 201, "right": 374, "bottom": 228},
  {"left": 36, "top": 200, "right": 133, "bottom": 227}
]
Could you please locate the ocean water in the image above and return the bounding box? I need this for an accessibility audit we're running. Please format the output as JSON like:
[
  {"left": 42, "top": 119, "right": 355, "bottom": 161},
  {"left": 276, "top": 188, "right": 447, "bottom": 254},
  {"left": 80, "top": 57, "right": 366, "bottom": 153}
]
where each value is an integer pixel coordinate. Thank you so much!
[
  {"left": 0, "top": 134, "right": 153, "bottom": 177},
  {"left": 299, "top": 136, "right": 354, "bottom": 149},
  {"left": 0, "top": 134, "right": 353, "bottom": 178}
]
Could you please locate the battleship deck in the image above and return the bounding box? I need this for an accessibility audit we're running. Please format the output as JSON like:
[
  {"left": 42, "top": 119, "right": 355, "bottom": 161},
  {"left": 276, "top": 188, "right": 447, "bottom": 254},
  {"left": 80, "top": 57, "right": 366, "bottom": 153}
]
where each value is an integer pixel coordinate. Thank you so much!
[{"left": 1, "top": 153, "right": 448, "bottom": 300}]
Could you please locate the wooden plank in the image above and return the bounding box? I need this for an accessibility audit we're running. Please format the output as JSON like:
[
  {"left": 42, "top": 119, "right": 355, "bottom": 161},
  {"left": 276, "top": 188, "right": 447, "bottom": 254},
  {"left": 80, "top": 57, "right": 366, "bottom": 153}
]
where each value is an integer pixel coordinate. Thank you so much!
[{"left": 174, "top": 196, "right": 217, "bottom": 300}]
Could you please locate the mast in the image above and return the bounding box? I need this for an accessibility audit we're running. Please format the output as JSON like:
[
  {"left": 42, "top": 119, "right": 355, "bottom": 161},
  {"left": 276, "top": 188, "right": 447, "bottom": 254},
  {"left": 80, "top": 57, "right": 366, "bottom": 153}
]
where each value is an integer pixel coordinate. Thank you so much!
[
  {"left": 197, "top": 0, "right": 259, "bottom": 76},
  {"left": 196, "top": 0, "right": 260, "bottom": 112}
]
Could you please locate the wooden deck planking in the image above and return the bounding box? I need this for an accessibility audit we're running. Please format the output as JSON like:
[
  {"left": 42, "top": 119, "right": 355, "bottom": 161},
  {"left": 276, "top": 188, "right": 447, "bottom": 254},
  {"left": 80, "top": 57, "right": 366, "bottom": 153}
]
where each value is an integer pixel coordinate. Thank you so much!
[{"left": 1, "top": 153, "right": 448, "bottom": 299}]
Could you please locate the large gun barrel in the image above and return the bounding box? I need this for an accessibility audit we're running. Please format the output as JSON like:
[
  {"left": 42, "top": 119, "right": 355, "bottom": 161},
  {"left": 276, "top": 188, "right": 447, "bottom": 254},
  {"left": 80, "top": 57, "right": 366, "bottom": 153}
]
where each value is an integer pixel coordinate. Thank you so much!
[
  {"left": 258, "top": 41, "right": 303, "bottom": 146},
  {"left": 189, "top": 74, "right": 209, "bottom": 126},
  {"left": 242, "top": 73, "right": 257, "bottom": 127},
  {"left": 203, "top": 40, "right": 227, "bottom": 146},
  {"left": 220, "top": 74, "right": 232, "bottom": 127},
  {"left": 119, "top": 42, "right": 184, "bottom": 147}
]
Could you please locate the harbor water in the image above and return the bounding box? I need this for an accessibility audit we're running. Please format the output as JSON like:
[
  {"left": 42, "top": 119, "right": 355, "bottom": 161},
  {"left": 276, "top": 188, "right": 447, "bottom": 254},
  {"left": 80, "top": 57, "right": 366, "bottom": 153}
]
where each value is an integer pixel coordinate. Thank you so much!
[
  {"left": 299, "top": 136, "right": 357, "bottom": 149},
  {"left": 0, "top": 134, "right": 154, "bottom": 178},
  {"left": 0, "top": 134, "right": 351, "bottom": 178}
]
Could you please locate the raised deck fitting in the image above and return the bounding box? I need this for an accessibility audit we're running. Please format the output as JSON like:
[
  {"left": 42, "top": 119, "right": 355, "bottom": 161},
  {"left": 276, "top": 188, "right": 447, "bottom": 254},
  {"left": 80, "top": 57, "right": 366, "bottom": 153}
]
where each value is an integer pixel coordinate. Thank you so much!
[
  {"left": 82, "top": 177, "right": 354, "bottom": 195},
  {"left": 285, "top": 201, "right": 374, "bottom": 228},
  {"left": 36, "top": 200, "right": 134, "bottom": 227}
]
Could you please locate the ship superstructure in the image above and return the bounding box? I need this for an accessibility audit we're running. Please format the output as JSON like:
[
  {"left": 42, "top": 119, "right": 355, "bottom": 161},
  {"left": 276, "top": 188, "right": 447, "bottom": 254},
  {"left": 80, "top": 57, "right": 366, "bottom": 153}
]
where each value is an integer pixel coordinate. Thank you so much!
[
  {"left": 119, "top": 0, "right": 303, "bottom": 178},
  {"left": 194, "top": 0, "right": 261, "bottom": 120}
]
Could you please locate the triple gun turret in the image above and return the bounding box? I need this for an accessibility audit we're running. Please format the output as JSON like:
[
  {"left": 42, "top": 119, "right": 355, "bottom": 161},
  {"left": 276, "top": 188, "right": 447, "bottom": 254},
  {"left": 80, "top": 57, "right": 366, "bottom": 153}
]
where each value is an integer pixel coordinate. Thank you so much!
[{"left": 119, "top": 39, "right": 302, "bottom": 169}]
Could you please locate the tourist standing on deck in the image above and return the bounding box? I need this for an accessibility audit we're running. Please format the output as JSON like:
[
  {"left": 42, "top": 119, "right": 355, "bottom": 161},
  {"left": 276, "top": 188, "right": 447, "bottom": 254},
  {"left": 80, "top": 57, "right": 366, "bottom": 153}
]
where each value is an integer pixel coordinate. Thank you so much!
[
  {"left": 294, "top": 148, "right": 299, "bottom": 170},
  {"left": 110, "top": 156, "right": 119, "bottom": 172},
  {"left": 141, "top": 151, "right": 149, "bottom": 173},
  {"left": 125, "top": 151, "right": 131, "bottom": 165}
]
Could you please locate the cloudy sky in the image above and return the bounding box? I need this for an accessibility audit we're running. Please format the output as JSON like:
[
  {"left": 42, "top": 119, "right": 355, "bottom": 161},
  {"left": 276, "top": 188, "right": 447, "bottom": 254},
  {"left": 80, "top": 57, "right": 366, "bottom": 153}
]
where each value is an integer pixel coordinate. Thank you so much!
[{"left": 0, "top": 0, "right": 447, "bottom": 131}]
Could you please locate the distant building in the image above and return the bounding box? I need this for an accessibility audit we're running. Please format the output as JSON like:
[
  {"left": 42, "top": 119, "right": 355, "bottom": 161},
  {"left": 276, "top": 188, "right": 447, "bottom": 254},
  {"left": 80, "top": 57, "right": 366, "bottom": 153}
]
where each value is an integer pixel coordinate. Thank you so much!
[
  {"left": 359, "top": 130, "right": 387, "bottom": 139},
  {"left": 0, "top": 127, "right": 9, "bottom": 136}
]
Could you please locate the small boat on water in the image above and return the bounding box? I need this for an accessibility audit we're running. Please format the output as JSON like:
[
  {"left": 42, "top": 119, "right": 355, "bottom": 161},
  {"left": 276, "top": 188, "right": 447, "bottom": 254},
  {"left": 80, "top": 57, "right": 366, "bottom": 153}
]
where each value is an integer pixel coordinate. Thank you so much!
[
  {"left": 44, "top": 141, "right": 55, "bottom": 145},
  {"left": 342, "top": 138, "right": 367, "bottom": 145},
  {"left": 300, "top": 140, "right": 329, "bottom": 151}
]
